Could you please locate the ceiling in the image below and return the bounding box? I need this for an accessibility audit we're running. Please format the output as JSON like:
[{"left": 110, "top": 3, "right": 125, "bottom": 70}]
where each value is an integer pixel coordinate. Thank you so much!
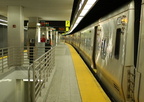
[
  {"left": 72, "top": 0, "right": 132, "bottom": 33},
  {"left": 0, "top": 0, "right": 133, "bottom": 33},
  {"left": 0, "top": 0, "right": 74, "bottom": 21}
]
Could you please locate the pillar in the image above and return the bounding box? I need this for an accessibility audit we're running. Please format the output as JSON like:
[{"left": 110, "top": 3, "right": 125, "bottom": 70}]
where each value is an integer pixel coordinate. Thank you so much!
[
  {"left": 27, "top": 17, "right": 39, "bottom": 46},
  {"left": 27, "top": 17, "right": 39, "bottom": 62},
  {"left": 8, "top": 6, "right": 24, "bottom": 66}
]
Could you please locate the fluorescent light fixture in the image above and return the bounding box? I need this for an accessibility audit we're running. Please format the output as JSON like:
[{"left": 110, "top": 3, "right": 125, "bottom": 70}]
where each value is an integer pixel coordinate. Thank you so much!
[
  {"left": 73, "top": 23, "right": 78, "bottom": 28},
  {"left": 69, "top": 23, "right": 78, "bottom": 33},
  {"left": 84, "top": 4, "right": 92, "bottom": 10},
  {"left": 23, "top": 79, "right": 43, "bottom": 82},
  {"left": 23, "top": 79, "right": 33, "bottom": 81},
  {"left": 87, "top": 0, "right": 97, "bottom": 5},
  {"left": 75, "top": 17, "right": 83, "bottom": 24},
  {"left": 80, "top": 4, "right": 93, "bottom": 16},
  {"left": 80, "top": 9, "right": 89, "bottom": 16},
  {"left": 79, "top": 0, "right": 85, "bottom": 10},
  {"left": 68, "top": 0, "right": 97, "bottom": 34}
]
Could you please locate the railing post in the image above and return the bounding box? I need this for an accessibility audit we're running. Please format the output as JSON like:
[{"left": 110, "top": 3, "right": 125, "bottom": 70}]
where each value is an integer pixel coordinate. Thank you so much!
[
  {"left": 43, "top": 59, "right": 45, "bottom": 91},
  {"left": 26, "top": 46, "right": 55, "bottom": 102},
  {"left": 53, "top": 47, "right": 55, "bottom": 67},
  {"left": 28, "top": 66, "right": 31, "bottom": 102},
  {"left": 2, "top": 49, "right": 4, "bottom": 73},
  {"left": 32, "top": 63, "right": 35, "bottom": 102},
  {"left": 45, "top": 51, "right": 49, "bottom": 82},
  {"left": 51, "top": 48, "right": 55, "bottom": 70},
  {"left": 39, "top": 60, "right": 42, "bottom": 97}
]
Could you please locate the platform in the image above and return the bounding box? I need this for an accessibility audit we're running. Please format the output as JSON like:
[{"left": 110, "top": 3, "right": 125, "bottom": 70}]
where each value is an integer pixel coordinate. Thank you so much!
[{"left": 45, "top": 42, "right": 111, "bottom": 102}]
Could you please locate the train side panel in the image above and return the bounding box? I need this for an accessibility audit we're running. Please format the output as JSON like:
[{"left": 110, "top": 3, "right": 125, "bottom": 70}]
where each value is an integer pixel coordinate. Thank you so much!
[
  {"left": 95, "top": 2, "right": 135, "bottom": 101},
  {"left": 135, "top": 0, "right": 144, "bottom": 102},
  {"left": 65, "top": 1, "right": 137, "bottom": 102},
  {"left": 71, "top": 27, "right": 95, "bottom": 66}
]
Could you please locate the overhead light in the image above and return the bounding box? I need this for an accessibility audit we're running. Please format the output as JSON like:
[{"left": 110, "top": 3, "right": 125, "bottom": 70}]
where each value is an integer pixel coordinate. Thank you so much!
[
  {"left": 79, "top": 0, "right": 85, "bottom": 10},
  {"left": 83, "top": 4, "right": 92, "bottom": 10},
  {"left": 87, "top": 0, "right": 97, "bottom": 5},
  {"left": 23, "top": 79, "right": 33, "bottom": 81},
  {"left": 75, "top": 17, "right": 83, "bottom": 24},
  {"left": 69, "top": 23, "right": 78, "bottom": 33},
  {"left": 80, "top": 9, "right": 89, "bottom": 16},
  {"left": 67, "top": 0, "right": 98, "bottom": 35},
  {"left": 23, "top": 79, "right": 43, "bottom": 82},
  {"left": 80, "top": 3, "right": 94, "bottom": 17}
]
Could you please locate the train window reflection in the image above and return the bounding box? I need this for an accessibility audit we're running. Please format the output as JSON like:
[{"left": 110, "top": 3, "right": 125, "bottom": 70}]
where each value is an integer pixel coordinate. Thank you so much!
[{"left": 114, "top": 28, "right": 121, "bottom": 59}]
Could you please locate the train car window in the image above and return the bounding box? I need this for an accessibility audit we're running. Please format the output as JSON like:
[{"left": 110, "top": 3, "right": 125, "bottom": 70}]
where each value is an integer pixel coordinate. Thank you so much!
[
  {"left": 101, "top": 38, "right": 108, "bottom": 59},
  {"left": 114, "top": 28, "right": 121, "bottom": 59},
  {"left": 96, "top": 26, "right": 102, "bottom": 52}
]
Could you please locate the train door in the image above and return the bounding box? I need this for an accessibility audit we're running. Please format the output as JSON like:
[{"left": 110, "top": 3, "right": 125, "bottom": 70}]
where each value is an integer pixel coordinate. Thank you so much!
[
  {"left": 134, "top": 0, "right": 144, "bottom": 102},
  {"left": 91, "top": 25, "right": 101, "bottom": 69},
  {"left": 91, "top": 26, "right": 97, "bottom": 69},
  {"left": 78, "top": 32, "right": 81, "bottom": 48}
]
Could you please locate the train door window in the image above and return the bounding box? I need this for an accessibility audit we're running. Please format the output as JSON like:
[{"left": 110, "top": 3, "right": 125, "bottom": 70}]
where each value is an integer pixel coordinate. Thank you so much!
[
  {"left": 96, "top": 26, "right": 102, "bottom": 52},
  {"left": 114, "top": 28, "right": 121, "bottom": 59},
  {"left": 101, "top": 38, "right": 108, "bottom": 59}
]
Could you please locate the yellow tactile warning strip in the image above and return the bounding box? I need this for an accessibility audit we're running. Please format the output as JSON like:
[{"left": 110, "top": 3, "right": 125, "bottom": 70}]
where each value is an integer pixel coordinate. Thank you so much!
[
  {"left": 24, "top": 50, "right": 27, "bottom": 52},
  {"left": 0, "top": 50, "right": 27, "bottom": 59},
  {"left": 67, "top": 44, "right": 111, "bottom": 102},
  {"left": 0, "top": 56, "right": 8, "bottom": 59}
]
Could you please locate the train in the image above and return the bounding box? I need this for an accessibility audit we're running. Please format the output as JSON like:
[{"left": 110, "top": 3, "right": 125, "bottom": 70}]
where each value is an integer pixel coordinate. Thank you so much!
[{"left": 65, "top": 0, "right": 143, "bottom": 102}]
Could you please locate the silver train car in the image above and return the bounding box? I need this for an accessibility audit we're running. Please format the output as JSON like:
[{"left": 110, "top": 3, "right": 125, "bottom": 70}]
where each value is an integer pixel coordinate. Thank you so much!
[{"left": 65, "top": 0, "right": 144, "bottom": 102}]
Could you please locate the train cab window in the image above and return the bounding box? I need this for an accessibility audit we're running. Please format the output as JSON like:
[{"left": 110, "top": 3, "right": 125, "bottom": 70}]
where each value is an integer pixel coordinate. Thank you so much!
[{"left": 114, "top": 28, "right": 121, "bottom": 59}]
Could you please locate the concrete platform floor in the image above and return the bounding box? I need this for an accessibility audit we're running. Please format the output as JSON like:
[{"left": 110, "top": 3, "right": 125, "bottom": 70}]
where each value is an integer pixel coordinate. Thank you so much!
[{"left": 45, "top": 43, "right": 82, "bottom": 102}]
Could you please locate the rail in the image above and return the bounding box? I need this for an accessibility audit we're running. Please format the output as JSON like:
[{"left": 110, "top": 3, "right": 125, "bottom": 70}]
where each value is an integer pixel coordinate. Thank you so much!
[
  {"left": 28, "top": 47, "right": 55, "bottom": 102},
  {"left": 0, "top": 46, "right": 52, "bottom": 72},
  {"left": 0, "top": 47, "right": 9, "bottom": 73},
  {"left": 0, "top": 46, "right": 55, "bottom": 102}
]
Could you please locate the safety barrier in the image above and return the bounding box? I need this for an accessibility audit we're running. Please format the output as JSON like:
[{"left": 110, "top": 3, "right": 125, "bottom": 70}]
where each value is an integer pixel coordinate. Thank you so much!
[
  {"left": 0, "top": 47, "right": 9, "bottom": 73},
  {"left": 28, "top": 47, "right": 55, "bottom": 102},
  {"left": 0, "top": 46, "right": 55, "bottom": 102},
  {"left": 0, "top": 46, "right": 52, "bottom": 73}
]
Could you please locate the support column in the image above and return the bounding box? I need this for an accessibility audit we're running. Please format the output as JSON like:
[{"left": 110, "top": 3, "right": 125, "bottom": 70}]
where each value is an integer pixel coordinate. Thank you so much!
[
  {"left": 27, "top": 17, "right": 39, "bottom": 46},
  {"left": 27, "top": 17, "right": 39, "bottom": 63},
  {"left": 8, "top": 6, "right": 24, "bottom": 66},
  {"left": 46, "top": 27, "right": 49, "bottom": 40}
]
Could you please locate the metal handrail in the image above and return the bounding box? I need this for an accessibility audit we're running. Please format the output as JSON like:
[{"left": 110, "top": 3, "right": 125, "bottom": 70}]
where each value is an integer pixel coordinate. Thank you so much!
[
  {"left": 0, "top": 46, "right": 52, "bottom": 73},
  {"left": 0, "top": 46, "right": 55, "bottom": 102},
  {"left": 0, "top": 47, "right": 9, "bottom": 73},
  {"left": 28, "top": 47, "right": 55, "bottom": 102}
]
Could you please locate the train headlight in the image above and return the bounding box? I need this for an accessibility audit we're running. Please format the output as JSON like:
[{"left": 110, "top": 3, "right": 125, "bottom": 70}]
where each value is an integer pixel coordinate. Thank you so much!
[
  {"left": 121, "top": 16, "right": 128, "bottom": 25},
  {"left": 117, "top": 15, "right": 127, "bottom": 26}
]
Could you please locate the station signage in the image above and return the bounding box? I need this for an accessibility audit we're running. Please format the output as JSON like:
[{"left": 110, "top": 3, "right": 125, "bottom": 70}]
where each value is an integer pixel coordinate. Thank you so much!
[{"left": 65, "top": 20, "right": 70, "bottom": 27}]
